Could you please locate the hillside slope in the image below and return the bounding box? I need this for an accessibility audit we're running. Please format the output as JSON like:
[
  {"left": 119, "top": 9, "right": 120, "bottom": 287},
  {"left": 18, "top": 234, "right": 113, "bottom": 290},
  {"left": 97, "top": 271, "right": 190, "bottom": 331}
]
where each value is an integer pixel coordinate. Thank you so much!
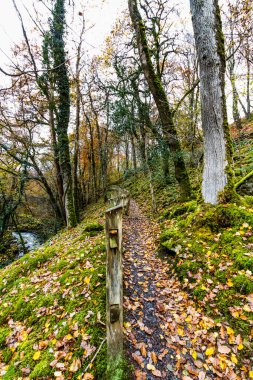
[
  {"left": 0, "top": 201, "right": 107, "bottom": 380},
  {"left": 121, "top": 124, "right": 253, "bottom": 377}
]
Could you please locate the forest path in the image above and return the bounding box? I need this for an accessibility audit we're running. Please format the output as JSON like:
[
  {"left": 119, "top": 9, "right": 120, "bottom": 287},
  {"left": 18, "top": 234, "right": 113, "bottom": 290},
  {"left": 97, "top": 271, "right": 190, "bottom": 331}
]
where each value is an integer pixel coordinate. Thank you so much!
[{"left": 123, "top": 201, "right": 239, "bottom": 380}]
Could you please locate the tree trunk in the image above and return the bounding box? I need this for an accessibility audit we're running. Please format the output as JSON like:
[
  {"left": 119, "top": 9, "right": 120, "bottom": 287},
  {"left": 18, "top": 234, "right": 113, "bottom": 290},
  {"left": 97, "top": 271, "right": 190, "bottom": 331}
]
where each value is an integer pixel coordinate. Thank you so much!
[
  {"left": 130, "top": 135, "right": 137, "bottom": 171},
  {"left": 125, "top": 138, "right": 129, "bottom": 171},
  {"left": 73, "top": 45, "right": 82, "bottom": 222},
  {"left": 228, "top": 24, "right": 242, "bottom": 131},
  {"left": 246, "top": 48, "right": 251, "bottom": 119},
  {"left": 51, "top": 0, "right": 76, "bottom": 227},
  {"left": 190, "top": 0, "right": 234, "bottom": 204},
  {"left": 48, "top": 99, "right": 66, "bottom": 221},
  {"left": 128, "top": 0, "right": 191, "bottom": 199}
]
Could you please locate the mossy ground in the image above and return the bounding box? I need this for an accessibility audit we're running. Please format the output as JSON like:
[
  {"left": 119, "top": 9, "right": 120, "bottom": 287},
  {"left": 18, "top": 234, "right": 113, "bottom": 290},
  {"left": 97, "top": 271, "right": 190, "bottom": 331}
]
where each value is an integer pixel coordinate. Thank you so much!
[
  {"left": 158, "top": 198, "right": 253, "bottom": 365},
  {"left": 0, "top": 200, "right": 108, "bottom": 379}
]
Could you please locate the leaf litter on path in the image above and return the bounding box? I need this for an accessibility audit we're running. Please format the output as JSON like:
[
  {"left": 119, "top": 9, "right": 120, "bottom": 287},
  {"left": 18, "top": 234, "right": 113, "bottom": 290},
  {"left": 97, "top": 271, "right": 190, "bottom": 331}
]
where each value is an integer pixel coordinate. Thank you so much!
[{"left": 123, "top": 201, "right": 252, "bottom": 380}]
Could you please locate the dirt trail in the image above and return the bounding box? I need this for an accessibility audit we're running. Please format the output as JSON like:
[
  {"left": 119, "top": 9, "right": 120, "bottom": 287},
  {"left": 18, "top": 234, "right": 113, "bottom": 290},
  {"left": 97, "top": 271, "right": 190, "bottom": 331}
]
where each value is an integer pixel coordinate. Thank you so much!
[
  {"left": 123, "top": 201, "right": 246, "bottom": 380},
  {"left": 123, "top": 201, "right": 179, "bottom": 379}
]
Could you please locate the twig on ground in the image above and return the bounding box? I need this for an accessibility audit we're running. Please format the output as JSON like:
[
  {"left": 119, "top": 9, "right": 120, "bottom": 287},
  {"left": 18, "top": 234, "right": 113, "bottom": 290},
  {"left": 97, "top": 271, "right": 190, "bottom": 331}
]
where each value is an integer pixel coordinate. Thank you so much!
[{"left": 84, "top": 338, "right": 106, "bottom": 373}]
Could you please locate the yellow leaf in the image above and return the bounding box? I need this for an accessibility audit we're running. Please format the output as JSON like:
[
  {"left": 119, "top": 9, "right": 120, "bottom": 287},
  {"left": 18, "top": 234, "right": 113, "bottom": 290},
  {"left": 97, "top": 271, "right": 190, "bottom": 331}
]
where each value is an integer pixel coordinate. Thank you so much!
[
  {"left": 249, "top": 371, "right": 253, "bottom": 378},
  {"left": 219, "top": 359, "right": 227, "bottom": 370},
  {"left": 231, "top": 354, "right": 238, "bottom": 364},
  {"left": 147, "top": 363, "right": 155, "bottom": 371},
  {"left": 65, "top": 334, "right": 73, "bottom": 341},
  {"left": 205, "top": 347, "right": 215, "bottom": 356},
  {"left": 185, "top": 315, "right": 192, "bottom": 323},
  {"left": 20, "top": 331, "right": 28, "bottom": 341},
  {"left": 191, "top": 350, "right": 197, "bottom": 360},
  {"left": 33, "top": 351, "right": 41, "bottom": 361},
  {"left": 238, "top": 343, "right": 244, "bottom": 350},
  {"left": 84, "top": 277, "right": 91, "bottom": 284},
  {"left": 227, "top": 279, "right": 233, "bottom": 287},
  {"left": 243, "top": 304, "right": 251, "bottom": 312},
  {"left": 177, "top": 327, "right": 184, "bottom": 336},
  {"left": 226, "top": 327, "right": 234, "bottom": 335}
]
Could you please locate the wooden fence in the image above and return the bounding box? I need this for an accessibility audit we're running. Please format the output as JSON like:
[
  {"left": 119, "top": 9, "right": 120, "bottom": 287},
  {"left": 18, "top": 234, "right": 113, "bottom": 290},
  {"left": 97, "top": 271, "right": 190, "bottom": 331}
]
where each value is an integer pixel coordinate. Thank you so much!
[{"left": 105, "top": 187, "right": 130, "bottom": 374}]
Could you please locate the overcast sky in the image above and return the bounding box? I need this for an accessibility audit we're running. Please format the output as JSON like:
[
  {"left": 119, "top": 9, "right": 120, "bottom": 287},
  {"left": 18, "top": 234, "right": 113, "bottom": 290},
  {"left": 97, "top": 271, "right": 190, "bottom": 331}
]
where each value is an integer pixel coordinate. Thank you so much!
[{"left": 0, "top": 0, "right": 126, "bottom": 69}]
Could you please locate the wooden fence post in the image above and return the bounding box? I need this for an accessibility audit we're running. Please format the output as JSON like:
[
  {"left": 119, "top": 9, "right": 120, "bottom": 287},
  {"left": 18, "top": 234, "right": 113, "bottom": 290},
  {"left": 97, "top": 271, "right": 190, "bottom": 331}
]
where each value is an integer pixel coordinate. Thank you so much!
[{"left": 106, "top": 204, "right": 123, "bottom": 370}]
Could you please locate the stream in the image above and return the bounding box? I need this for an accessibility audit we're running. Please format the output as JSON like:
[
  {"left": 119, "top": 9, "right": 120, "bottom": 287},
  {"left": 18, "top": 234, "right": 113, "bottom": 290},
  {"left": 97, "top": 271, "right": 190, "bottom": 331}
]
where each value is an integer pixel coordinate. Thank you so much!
[{"left": 12, "top": 231, "right": 42, "bottom": 258}]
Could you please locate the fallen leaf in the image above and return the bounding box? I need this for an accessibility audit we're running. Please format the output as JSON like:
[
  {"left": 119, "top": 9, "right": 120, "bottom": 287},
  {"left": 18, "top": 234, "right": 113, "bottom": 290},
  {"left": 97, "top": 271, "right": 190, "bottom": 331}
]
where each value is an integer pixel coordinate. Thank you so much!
[
  {"left": 152, "top": 368, "right": 162, "bottom": 377},
  {"left": 151, "top": 351, "right": 157, "bottom": 364},
  {"left": 147, "top": 363, "right": 155, "bottom": 371},
  {"left": 230, "top": 353, "right": 238, "bottom": 364},
  {"left": 33, "top": 351, "right": 41, "bottom": 360},
  {"left": 83, "top": 374, "right": 94, "bottom": 380},
  {"left": 140, "top": 343, "right": 147, "bottom": 357},
  {"left": 132, "top": 353, "right": 144, "bottom": 367},
  {"left": 69, "top": 358, "right": 81, "bottom": 372},
  {"left": 135, "top": 369, "right": 147, "bottom": 380},
  {"left": 218, "top": 345, "right": 231, "bottom": 354},
  {"left": 205, "top": 347, "right": 215, "bottom": 356}
]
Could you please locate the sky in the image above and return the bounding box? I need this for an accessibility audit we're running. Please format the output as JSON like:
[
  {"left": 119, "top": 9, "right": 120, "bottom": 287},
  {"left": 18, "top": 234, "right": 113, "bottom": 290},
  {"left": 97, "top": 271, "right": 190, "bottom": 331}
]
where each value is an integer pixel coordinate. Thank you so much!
[{"left": 0, "top": 0, "right": 126, "bottom": 70}]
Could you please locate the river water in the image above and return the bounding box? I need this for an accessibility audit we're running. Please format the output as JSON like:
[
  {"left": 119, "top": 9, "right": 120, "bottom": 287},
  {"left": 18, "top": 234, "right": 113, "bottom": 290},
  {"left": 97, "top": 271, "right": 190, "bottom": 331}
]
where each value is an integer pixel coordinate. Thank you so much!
[{"left": 12, "top": 231, "right": 42, "bottom": 258}]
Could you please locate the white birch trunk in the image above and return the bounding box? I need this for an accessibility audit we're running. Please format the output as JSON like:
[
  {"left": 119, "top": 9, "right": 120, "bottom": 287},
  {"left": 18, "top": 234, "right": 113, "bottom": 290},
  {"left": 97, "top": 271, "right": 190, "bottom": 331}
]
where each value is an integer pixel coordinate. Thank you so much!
[{"left": 190, "top": 0, "right": 228, "bottom": 204}]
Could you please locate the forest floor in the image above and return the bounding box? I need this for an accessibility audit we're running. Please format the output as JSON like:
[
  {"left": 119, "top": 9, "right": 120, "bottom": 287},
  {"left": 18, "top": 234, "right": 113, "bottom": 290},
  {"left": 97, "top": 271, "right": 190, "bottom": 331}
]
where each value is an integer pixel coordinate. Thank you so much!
[{"left": 123, "top": 201, "right": 252, "bottom": 380}]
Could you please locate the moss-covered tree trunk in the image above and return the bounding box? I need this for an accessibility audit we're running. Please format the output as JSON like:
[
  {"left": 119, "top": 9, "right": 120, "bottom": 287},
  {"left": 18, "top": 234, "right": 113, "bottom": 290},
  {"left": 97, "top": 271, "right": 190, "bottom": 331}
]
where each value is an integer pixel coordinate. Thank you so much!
[
  {"left": 50, "top": 0, "right": 76, "bottom": 227},
  {"left": 128, "top": 0, "right": 191, "bottom": 199},
  {"left": 190, "top": 0, "right": 234, "bottom": 204}
]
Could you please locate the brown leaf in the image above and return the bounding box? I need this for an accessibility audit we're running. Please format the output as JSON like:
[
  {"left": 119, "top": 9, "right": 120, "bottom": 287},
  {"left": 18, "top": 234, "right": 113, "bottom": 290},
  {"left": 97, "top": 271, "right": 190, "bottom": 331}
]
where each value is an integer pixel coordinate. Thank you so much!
[
  {"left": 152, "top": 369, "right": 162, "bottom": 377},
  {"left": 135, "top": 369, "right": 147, "bottom": 380},
  {"left": 83, "top": 374, "right": 94, "bottom": 380},
  {"left": 69, "top": 358, "right": 81, "bottom": 372},
  {"left": 158, "top": 349, "right": 168, "bottom": 360},
  {"left": 151, "top": 351, "right": 158, "bottom": 364},
  {"left": 140, "top": 343, "right": 147, "bottom": 357},
  {"left": 132, "top": 353, "right": 144, "bottom": 367}
]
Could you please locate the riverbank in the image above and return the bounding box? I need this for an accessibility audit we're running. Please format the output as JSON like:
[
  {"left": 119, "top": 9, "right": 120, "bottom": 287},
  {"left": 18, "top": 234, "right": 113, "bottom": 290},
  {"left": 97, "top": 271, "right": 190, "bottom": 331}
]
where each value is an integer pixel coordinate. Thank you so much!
[{"left": 0, "top": 231, "right": 44, "bottom": 269}]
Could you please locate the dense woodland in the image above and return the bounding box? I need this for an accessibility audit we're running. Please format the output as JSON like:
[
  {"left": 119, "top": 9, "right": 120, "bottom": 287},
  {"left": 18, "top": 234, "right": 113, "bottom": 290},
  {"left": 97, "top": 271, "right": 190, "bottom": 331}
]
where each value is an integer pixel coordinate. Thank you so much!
[
  {"left": 0, "top": 0, "right": 252, "bottom": 244},
  {"left": 0, "top": 0, "right": 253, "bottom": 379}
]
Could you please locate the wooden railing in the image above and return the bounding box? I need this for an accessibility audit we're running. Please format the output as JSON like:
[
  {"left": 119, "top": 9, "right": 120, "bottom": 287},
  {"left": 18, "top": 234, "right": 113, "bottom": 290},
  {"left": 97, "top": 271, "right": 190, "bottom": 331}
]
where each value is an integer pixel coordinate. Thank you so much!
[{"left": 105, "top": 187, "right": 130, "bottom": 376}]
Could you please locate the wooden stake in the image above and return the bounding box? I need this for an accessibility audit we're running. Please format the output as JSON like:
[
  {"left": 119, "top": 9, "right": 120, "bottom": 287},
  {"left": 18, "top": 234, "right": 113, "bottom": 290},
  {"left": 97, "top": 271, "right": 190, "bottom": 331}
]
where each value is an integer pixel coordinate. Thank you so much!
[{"left": 106, "top": 205, "right": 123, "bottom": 361}]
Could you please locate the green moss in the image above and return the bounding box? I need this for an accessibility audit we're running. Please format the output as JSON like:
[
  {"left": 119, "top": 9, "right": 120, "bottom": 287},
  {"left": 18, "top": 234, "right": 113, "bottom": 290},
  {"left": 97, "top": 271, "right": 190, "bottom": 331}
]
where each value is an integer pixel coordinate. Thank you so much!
[
  {"left": 196, "top": 204, "right": 253, "bottom": 232},
  {"left": 106, "top": 354, "right": 132, "bottom": 380},
  {"left": 12, "top": 297, "right": 35, "bottom": 321},
  {"left": 0, "top": 327, "right": 9, "bottom": 348},
  {"left": 215, "top": 270, "right": 227, "bottom": 284},
  {"left": 30, "top": 359, "right": 53, "bottom": 379},
  {"left": 2, "top": 363, "right": 16, "bottom": 380},
  {"left": 160, "top": 228, "right": 180, "bottom": 243},
  {"left": 83, "top": 222, "right": 104, "bottom": 233},
  {"left": 233, "top": 275, "right": 253, "bottom": 295},
  {"left": 235, "top": 254, "right": 253, "bottom": 271},
  {"left": 1, "top": 347, "right": 13, "bottom": 363},
  {"left": 193, "top": 286, "right": 207, "bottom": 301},
  {"left": 176, "top": 261, "right": 203, "bottom": 281}
]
